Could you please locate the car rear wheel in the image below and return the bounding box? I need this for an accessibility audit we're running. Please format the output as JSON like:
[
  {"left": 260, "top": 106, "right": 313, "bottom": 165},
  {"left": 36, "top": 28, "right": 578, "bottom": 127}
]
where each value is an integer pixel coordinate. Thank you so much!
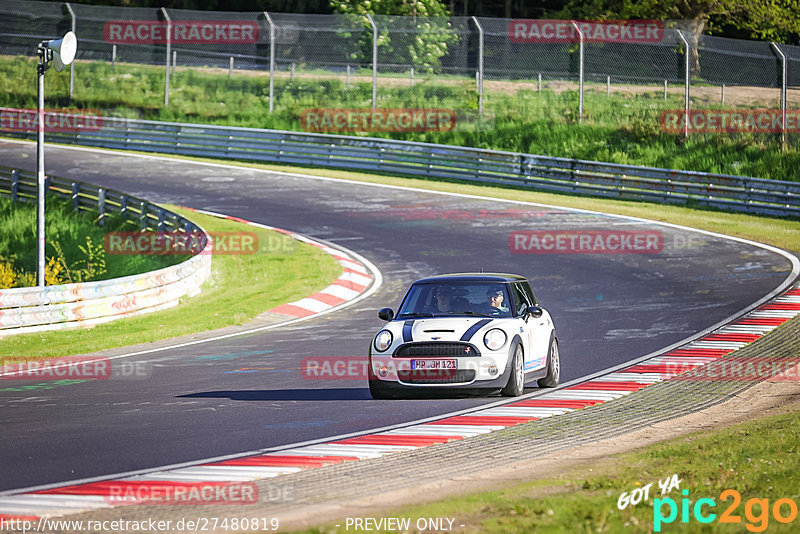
[
  {"left": 501, "top": 343, "right": 525, "bottom": 397},
  {"left": 537, "top": 337, "right": 560, "bottom": 388}
]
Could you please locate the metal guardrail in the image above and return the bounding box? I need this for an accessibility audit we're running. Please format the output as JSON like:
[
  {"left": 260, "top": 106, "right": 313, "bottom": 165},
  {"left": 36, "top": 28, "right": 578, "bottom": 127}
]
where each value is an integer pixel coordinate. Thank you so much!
[
  {"left": 0, "top": 165, "right": 211, "bottom": 334},
  {"left": 4, "top": 117, "right": 800, "bottom": 218}
]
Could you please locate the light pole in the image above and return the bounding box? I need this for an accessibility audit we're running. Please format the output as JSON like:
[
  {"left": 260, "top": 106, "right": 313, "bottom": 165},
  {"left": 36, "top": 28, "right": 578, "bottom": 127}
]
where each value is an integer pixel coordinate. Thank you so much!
[{"left": 36, "top": 31, "right": 77, "bottom": 286}]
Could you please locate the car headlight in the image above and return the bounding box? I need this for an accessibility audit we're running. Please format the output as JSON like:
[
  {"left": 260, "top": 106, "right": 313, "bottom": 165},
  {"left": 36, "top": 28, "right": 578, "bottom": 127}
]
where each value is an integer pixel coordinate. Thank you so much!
[
  {"left": 374, "top": 330, "right": 393, "bottom": 352},
  {"left": 483, "top": 328, "right": 507, "bottom": 351}
]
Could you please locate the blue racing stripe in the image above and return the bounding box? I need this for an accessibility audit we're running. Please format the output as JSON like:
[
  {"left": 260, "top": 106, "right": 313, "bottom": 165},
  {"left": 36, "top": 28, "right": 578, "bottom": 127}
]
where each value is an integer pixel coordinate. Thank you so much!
[
  {"left": 460, "top": 319, "right": 493, "bottom": 342},
  {"left": 402, "top": 320, "right": 415, "bottom": 342}
]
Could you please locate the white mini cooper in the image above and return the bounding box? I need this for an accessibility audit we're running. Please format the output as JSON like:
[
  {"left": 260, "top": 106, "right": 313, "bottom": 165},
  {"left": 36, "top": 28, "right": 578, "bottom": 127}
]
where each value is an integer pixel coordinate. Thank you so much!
[{"left": 368, "top": 273, "right": 559, "bottom": 399}]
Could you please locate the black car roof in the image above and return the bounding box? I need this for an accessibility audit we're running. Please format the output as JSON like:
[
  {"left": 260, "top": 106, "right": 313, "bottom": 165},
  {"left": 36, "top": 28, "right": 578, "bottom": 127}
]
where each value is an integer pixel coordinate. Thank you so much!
[{"left": 412, "top": 273, "right": 528, "bottom": 284}]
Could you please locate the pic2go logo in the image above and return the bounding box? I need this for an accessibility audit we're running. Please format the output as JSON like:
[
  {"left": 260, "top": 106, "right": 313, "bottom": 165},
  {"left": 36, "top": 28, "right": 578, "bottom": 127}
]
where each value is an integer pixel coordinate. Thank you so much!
[{"left": 654, "top": 489, "right": 799, "bottom": 532}]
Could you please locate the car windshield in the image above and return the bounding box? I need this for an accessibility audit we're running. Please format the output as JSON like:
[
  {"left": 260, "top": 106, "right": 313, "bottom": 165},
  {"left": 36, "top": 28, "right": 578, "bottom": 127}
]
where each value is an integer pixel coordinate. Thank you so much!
[{"left": 397, "top": 282, "right": 513, "bottom": 318}]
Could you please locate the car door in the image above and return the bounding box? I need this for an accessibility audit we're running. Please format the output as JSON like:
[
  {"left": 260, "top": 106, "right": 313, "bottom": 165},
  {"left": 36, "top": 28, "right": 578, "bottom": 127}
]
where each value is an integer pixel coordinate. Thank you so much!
[
  {"left": 507, "top": 283, "right": 535, "bottom": 369},
  {"left": 514, "top": 281, "right": 550, "bottom": 369}
]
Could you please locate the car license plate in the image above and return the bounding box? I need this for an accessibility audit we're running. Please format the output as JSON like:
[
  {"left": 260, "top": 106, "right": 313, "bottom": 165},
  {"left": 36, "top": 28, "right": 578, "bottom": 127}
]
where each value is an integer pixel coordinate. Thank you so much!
[{"left": 411, "top": 359, "right": 457, "bottom": 370}]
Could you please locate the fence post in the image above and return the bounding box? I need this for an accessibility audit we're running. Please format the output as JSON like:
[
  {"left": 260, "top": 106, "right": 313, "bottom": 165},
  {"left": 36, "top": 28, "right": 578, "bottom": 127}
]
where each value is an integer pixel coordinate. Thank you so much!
[
  {"left": 570, "top": 21, "right": 584, "bottom": 123},
  {"left": 367, "top": 14, "right": 378, "bottom": 110},
  {"left": 771, "top": 42, "right": 787, "bottom": 150},
  {"left": 71, "top": 182, "right": 79, "bottom": 211},
  {"left": 11, "top": 170, "right": 19, "bottom": 201},
  {"left": 471, "top": 16, "right": 484, "bottom": 115},
  {"left": 140, "top": 201, "right": 147, "bottom": 230},
  {"left": 538, "top": 73, "right": 542, "bottom": 92},
  {"left": 161, "top": 7, "right": 171, "bottom": 107},
  {"left": 65, "top": 2, "right": 76, "bottom": 101},
  {"left": 607, "top": 75, "right": 610, "bottom": 96},
  {"left": 97, "top": 188, "right": 105, "bottom": 226},
  {"left": 721, "top": 83, "right": 725, "bottom": 104},
  {"left": 112, "top": 44, "right": 116, "bottom": 69},
  {"left": 172, "top": 50, "right": 176, "bottom": 75},
  {"left": 676, "top": 30, "right": 690, "bottom": 140},
  {"left": 263, "top": 12, "right": 275, "bottom": 113},
  {"left": 229, "top": 56, "right": 234, "bottom": 78},
  {"left": 664, "top": 79, "right": 667, "bottom": 100},
  {"left": 346, "top": 64, "right": 351, "bottom": 86},
  {"left": 290, "top": 62, "right": 295, "bottom": 81}
]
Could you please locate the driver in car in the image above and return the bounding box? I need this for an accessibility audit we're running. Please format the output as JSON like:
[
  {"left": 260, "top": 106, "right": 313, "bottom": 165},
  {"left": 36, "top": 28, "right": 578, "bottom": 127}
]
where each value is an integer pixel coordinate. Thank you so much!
[{"left": 486, "top": 286, "right": 509, "bottom": 314}]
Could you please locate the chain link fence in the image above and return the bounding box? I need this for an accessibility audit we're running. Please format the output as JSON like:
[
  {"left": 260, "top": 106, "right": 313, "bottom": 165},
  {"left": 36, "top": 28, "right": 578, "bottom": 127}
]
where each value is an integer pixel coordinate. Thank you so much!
[{"left": 1, "top": 2, "right": 799, "bottom": 147}]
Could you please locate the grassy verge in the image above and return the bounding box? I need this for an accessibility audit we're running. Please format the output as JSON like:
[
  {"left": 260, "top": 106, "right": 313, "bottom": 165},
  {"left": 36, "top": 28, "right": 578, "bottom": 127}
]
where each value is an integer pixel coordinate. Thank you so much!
[
  {"left": 0, "top": 194, "right": 183, "bottom": 287},
  {"left": 2, "top": 55, "right": 799, "bottom": 181},
  {"left": 1, "top": 206, "right": 343, "bottom": 361},
  {"left": 297, "top": 407, "right": 800, "bottom": 533}
]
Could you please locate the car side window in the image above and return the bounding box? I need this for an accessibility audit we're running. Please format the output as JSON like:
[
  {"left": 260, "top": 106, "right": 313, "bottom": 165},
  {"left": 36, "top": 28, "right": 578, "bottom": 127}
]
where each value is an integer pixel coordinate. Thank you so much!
[
  {"left": 517, "top": 281, "right": 537, "bottom": 306},
  {"left": 510, "top": 283, "right": 529, "bottom": 316}
]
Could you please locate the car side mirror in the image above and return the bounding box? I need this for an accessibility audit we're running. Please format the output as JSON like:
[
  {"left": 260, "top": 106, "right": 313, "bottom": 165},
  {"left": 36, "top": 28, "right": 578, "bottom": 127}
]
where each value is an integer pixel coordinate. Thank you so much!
[
  {"left": 526, "top": 306, "right": 543, "bottom": 319},
  {"left": 378, "top": 308, "right": 394, "bottom": 321}
]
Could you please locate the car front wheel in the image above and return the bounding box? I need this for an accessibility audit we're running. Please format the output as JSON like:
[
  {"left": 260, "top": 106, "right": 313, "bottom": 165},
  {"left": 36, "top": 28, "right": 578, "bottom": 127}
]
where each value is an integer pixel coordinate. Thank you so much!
[{"left": 501, "top": 343, "right": 525, "bottom": 397}]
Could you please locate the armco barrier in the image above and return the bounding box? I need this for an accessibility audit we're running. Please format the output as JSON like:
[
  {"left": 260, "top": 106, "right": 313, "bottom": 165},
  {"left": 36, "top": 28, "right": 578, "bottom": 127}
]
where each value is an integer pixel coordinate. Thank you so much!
[
  {"left": 4, "top": 116, "right": 799, "bottom": 218},
  {"left": 0, "top": 166, "right": 211, "bottom": 335}
]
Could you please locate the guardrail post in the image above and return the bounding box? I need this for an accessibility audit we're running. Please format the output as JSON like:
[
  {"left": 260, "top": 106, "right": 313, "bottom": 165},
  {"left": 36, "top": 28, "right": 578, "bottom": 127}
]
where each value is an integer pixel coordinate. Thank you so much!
[
  {"left": 65, "top": 2, "right": 76, "bottom": 101},
  {"left": 471, "top": 16, "right": 484, "bottom": 115},
  {"left": 771, "top": 42, "right": 787, "bottom": 150},
  {"left": 570, "top": 21, "right": 584, "bottom": 124},
  {"left": 677, "top": 30, "right": 690, "bottom": 140},
  {"left": 140, "top": 201, "right": 148, "bottom": 230},
  {"left": 71, "top": 182, "right": 79, "bottom": 211},
  {"left": 120, "top": 194, "right": 128, "bottom": 218},
  {"left": 367, "top": 14, "right": 378, "bottom": 111},
  {"left": 97, "top": 188, "right": 105, "bottom": 226},
  {"left": 161, "top": 7, "right": 171, "bottom": 107},
  {"left": 158, "top": 208, "right": 165, "bottom": 232},
  {"left": 11, "top": 170, "right": 19, "bottom": 201},
  {"left": 263, "top": 12, "right": 275, "bottom": 113}
]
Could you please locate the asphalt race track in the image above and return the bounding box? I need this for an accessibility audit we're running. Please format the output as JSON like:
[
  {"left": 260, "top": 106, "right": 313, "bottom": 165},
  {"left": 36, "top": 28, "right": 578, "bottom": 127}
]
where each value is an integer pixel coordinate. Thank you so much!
[{"left": 0, "top": 140, "right": 795, "bottom": 492}]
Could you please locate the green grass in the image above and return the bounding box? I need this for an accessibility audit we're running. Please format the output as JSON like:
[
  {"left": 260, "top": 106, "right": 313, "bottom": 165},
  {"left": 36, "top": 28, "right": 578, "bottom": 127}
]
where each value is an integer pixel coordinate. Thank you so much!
[
  {"left": 297, "top": 406, "right": 800, "bottom": 533},
  {"left": 0, "top": 194, "right": 182, "bottom": 284},
  {"left": 1, "top": 206, "right": 343, "bottom": 361},
  {"left": 2, "top": 55, "right": 799, "bottom": 181}
]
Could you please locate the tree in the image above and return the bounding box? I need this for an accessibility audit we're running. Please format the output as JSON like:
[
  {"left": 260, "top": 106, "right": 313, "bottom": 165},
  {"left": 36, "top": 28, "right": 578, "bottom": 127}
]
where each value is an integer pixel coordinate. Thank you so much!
[
  {"left": 555, "top": 0, "right": 800, "bottom": 75},
  {"left": 331, "top": 0, "right": 457, "bottom": 74}
]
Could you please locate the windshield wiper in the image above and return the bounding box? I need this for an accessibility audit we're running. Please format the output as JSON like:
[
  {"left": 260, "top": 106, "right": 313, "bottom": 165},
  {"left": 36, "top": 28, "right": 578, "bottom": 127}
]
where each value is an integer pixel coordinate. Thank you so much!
[
  {"left": 397, "top": 312, "right": 436, "bottom": 318},
  {"left": 448, "top": 311, "right": 494, "bottom": 317}
]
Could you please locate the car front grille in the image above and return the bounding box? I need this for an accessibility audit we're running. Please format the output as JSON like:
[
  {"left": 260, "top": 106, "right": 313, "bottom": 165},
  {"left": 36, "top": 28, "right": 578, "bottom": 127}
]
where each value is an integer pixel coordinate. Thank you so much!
[
  {"left": 393, "top": 342, "right": 480, "bottom": 358},
  {"left": 398, "top": 369, "right": 476, "bottom": 384}
]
